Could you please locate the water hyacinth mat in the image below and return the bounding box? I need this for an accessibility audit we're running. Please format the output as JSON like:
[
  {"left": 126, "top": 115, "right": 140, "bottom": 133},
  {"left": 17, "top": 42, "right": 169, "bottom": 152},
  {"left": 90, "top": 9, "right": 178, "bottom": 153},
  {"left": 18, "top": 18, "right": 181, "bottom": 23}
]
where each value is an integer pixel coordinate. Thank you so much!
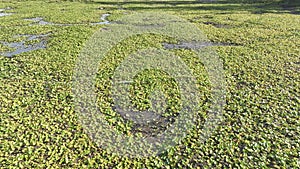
[{"left": 0, "top": 0, "right": 299, "bottom": 168}]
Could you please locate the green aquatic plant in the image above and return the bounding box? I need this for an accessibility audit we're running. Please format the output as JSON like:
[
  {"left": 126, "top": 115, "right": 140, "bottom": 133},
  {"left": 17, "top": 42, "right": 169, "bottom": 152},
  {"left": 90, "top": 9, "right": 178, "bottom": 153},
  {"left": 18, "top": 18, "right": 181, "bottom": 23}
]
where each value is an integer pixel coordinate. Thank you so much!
[{"left": 0, "top": 0, "right": 299, "bottom": 168}]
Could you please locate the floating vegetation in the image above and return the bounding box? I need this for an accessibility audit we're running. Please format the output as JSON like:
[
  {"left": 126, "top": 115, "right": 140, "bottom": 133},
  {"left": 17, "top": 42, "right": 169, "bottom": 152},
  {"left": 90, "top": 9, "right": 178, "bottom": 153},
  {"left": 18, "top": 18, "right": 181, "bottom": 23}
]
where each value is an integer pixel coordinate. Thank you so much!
[
  {"left": 0, "top": 0, "right": 300, "bottom": 168},
  {"left": 162, "top": 41, "right": 237, "bottom": 50}
]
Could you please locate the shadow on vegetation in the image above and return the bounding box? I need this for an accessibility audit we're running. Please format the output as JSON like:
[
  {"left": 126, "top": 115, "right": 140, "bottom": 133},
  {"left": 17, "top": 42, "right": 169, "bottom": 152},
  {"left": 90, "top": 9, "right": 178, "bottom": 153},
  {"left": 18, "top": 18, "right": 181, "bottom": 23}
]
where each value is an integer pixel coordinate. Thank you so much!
[{"left": 82, "top": 0, "right": 300, "bottom": 15}]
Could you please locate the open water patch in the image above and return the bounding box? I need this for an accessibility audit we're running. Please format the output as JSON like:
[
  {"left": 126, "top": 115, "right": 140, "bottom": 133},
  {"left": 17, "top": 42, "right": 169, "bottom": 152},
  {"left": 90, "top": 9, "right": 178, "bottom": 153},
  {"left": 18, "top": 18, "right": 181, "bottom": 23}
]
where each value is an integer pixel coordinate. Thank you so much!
[
  {"left": 162, "top": 41, "right": 237, "bottom": 50},
  {"left": 24, "top": 17, "right": 53, "bottom": 25},
  {"left": 91, "top": 13, "right": 111, "bottom": 25},
  {"left": 24, "top": 14, "right": 111, "bottom": 26},
  {"left": 0, "top": 33, "right": 50, "bottom": 57},
  {"left": 0, "top": 7, "right": 13, "bottom": 17}
]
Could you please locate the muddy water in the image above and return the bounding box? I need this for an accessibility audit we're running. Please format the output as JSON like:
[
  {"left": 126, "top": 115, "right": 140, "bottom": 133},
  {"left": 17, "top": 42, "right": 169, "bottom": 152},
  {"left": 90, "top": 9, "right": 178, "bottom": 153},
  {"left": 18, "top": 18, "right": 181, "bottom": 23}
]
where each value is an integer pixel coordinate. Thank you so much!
[
  {"left": 203, "top": 21, "right": 230, "bottom": 28},
  {"left": 0, "top": 34, "right": 50, "bottom": 57}
]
